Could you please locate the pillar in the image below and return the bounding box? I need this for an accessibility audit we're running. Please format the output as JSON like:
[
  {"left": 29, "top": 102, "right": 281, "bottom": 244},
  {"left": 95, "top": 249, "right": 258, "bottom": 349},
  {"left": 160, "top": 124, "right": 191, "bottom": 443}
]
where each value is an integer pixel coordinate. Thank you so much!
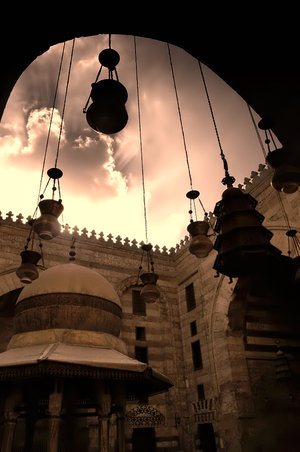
[
  {"left": 96, "top": 382, "right": 112, "bottom": 452},
  {"left": 47, "top": 379, "right": 64, "bottom": 452},
  {"left": 114, "top": 383, "right": 126, "bottom": 452},
  {"left": 0, "top": 384, "right": 22, "bottom": 452},
  {"left": 0, "top": 412, "right": 18, "bottom": 452}
]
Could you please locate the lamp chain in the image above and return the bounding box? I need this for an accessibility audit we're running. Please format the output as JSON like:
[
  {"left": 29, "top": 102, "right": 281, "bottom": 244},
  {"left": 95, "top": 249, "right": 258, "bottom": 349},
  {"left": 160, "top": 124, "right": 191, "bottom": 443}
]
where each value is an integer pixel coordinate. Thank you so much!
[
  {"left": 134, "top": 35, "right": 149, "bottom": 244},
  {"left": 198, "top": 61, "right": 235, "bottom": 187}
]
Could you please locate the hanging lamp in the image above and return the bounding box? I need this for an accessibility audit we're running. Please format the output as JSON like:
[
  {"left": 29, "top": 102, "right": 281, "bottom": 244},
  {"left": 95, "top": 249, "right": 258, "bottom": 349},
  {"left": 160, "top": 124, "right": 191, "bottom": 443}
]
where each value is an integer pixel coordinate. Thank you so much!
[
  {"left": 186, "top": 190, "right": 213, "bottom": 258},
  {"left": 198, "top": 62, "right": 282, "bottom": 278},
  {"left": 16, "top": 41, "right": 73, "bottom": 282},
  {"left": 259, "top": 118, "right": 300, "bottom": 194},
  {"left": 33, "top": 168, "right": 64, "bottom": 240},
  {"left": 138, "top": 244, "right": 160, "bottom": 304},
  {"left": 84, "top": 35, "right": 128, "bottom": 135},
  {"left": 33, "top": 40, "right": 75, "bottom": 240},
  {"left": 16, "top": 220, "right": 44, "bottom": 284},
  {"left": 134, "top": 36, "right": 160, "bottom": 304},
  {"left": 167, "top": 43, "right": 213, "bottom": 259}
]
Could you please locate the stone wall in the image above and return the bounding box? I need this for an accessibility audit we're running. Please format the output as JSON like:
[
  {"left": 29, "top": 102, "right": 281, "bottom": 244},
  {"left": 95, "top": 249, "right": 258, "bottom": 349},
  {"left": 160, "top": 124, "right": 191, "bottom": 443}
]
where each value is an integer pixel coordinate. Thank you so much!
[{"left": 0, "top": 164, "right": 300, "bottom": 451}]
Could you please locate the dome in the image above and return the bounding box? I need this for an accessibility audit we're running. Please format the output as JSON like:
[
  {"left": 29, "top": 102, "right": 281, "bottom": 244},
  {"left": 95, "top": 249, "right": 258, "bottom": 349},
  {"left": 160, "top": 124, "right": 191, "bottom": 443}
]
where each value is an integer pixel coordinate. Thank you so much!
[
  {"left": 17, "top": 263, "right": 121, "bottom": 307},
  {"left": 13, "top": 263, "right": 123, "bottom": 346}
]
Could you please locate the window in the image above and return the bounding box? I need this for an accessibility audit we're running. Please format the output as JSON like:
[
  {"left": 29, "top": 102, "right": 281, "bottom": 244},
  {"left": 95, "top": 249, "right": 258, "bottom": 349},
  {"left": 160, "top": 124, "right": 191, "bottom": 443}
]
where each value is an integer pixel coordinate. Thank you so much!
[
  {"left": 197, "top": 384, "right": 205, "bottom": 400},
  {"left": 135, "top": 346, "right": 148, "bottom": 363},
  {"left": 190, "top": 320, "right": 197, "bottom": 336},
  {"left": 191, "top": 340, "right": 203, "bottom": 370},
  {"left": 132, "top": 290, "right": 146, "bottom": 315},
  {"left": 136, "top": 326, "right": 146, "bottom": 341},
  {"left": 185, "top": 283, "right": 196, "bottom": 311}
]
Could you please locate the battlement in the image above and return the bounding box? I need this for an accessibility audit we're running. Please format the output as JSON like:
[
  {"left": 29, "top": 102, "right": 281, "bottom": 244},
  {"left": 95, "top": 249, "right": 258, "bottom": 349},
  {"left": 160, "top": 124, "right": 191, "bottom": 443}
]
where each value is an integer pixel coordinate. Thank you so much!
[
  {"left": 0, "top": 164, "right": 274, "bottom": 260},
  {"left": 0, "top": 209, "right": 192, "bottom": 257}
]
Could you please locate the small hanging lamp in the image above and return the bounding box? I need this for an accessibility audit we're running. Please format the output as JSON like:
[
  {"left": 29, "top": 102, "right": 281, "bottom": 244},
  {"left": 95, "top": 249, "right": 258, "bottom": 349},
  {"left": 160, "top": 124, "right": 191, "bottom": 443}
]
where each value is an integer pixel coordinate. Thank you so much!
[
  {"left": 33, "top": 41, "right": 74, "bottom": 240},
  {"left": 259, "top": 119, "right": 300, "bottom": 194},
  {"left": 138, "top": 244, "right": 160, "bottom": 304},
  {"left": 16, "top": 250, "right": 41, "bottom": 284},
  {"left": 84, "top": 35, "right": 128, "bottom": 135},
  {"left": 167, "top": 44, "right": 213, "bottom": 260},
  {"left": 134, "top": 38, "right": 159, "bottom": 304},
  {"left": 33, "top": 168, "right": 64, "bottom": 240},
  {"left": 16, "top": 220, "right": 44, "bottom": 284},
  {"left": 186, "top": 190, "right": 213, "bottom": 258}
]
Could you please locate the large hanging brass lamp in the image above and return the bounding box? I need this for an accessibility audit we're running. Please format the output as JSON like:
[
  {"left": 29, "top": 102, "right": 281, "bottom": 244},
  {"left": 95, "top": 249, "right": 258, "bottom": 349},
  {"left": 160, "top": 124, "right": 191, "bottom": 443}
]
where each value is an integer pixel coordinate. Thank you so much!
[
  {"left": 33, "top": 168, "right": 64, "bottom": 240},
  {"left": 259, "top": 119, "right": 300, "bottom": 194},
  {"left": 84, "top": 39, "right": 128, "bottom": 135},
  {"left": 213, "top": 183, "right": 282, "bottom": 278},
  {"left": 197, "top": 64, "right": 282, "bottom": 278}
]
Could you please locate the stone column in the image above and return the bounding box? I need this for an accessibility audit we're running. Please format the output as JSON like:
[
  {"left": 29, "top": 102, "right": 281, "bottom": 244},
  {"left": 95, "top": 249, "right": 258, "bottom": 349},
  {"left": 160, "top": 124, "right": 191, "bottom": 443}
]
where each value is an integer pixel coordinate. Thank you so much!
[
  {"left": 47, "top": 379, "right": 64, "bottom": 452},
  {"left": 0, "top": 384, "right": 22, "bottom": 452},
  {"left": 96, "top": 382, "right": 111, "bottom": 452},
  {"left": 0, "top": 411, "right": 18, "bottom": 452},
  {"left": 114, "top": 384, "right": 126, "bottom": 452}
]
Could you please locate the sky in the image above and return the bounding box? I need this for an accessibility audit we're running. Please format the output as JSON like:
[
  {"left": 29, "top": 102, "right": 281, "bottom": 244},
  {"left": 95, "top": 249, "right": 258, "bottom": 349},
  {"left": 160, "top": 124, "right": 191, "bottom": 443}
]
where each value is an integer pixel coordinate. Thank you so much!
[{"left": 0, "top": 34, "right": 274, "bottom": 249}]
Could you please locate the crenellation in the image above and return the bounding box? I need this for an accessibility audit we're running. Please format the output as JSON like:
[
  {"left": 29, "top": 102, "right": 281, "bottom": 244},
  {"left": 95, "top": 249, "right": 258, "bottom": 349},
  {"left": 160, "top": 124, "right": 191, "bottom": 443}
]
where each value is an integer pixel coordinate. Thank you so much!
[{"left": 0, "top": 165, "right": 300, "bottom": 452}]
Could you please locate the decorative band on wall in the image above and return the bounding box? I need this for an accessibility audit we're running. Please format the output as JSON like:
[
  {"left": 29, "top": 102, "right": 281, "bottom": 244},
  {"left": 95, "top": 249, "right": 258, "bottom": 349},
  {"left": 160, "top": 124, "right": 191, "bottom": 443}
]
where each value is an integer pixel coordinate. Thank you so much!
[
  {"left": 126, "top": 404, "right": 165, "bottom": 427},
  {"left": 13, "top": 293, "right": 122, "bottom": 336},
  {"left": 15, "top": 293, "right": 122, "bottom": 317}
]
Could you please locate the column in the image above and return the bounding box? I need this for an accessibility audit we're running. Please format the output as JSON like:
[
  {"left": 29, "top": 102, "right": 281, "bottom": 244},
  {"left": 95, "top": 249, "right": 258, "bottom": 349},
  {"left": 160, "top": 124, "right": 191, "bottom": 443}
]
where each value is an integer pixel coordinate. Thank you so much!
[
  {"left": 114, "top": 384, "right": 126, "bottom": 452},
  {"left": 0, "top": 385, "right": 22, "bottom": 452},
  {"left": 96, "top": 382, "right": 111, "bottom": 452},
  {"left": 0, "top": 411, "right": 18, "bottom": 452},
  {"left": 47, "top": 379, "right": 64, "bottom": 452}
]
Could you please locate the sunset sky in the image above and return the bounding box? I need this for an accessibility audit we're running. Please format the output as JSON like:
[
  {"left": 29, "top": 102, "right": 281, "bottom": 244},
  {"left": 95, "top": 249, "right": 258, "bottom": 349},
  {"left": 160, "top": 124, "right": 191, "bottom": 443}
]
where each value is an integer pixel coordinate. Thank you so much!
[{"left": 0, "top": 34, "right": 274, "bottom": 249}]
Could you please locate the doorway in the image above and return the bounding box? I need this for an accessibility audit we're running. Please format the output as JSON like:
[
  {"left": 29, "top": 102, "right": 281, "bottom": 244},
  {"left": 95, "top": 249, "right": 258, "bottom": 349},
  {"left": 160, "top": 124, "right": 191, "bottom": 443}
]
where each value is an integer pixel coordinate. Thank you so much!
[
  {"left": 132, "top": 427, "right": 156, "bottom": 452},
  {"left": 197, "top": 423, "right": 217, "bottom": 452}
]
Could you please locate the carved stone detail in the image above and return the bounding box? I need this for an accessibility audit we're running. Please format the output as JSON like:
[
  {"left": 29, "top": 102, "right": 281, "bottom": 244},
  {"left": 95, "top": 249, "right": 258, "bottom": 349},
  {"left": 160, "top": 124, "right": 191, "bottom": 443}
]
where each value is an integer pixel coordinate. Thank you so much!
[{"left": 126, "top": 404, "right": 165, "bottom": 427}]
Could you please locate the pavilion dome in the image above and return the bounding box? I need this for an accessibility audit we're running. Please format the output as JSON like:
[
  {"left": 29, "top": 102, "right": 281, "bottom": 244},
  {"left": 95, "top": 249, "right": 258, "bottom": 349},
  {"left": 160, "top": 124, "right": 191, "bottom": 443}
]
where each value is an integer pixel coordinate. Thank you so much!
[
  {"left": 9, "top": 263, "right": 126, "bottom": 353},
  {"left": 17, "top": 263, "right": 121, "bottom": 307}
]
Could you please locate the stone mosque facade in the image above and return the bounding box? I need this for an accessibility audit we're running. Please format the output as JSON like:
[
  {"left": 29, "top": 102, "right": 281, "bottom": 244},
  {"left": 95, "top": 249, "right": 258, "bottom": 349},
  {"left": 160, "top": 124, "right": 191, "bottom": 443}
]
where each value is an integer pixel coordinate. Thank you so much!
[{"left": 0, "top": 163, "right": 300, "bottom": 452}]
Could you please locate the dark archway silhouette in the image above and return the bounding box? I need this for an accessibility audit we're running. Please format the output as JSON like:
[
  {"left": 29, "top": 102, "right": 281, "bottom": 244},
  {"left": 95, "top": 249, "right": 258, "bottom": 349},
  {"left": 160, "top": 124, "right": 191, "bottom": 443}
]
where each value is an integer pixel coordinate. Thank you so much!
[{"left": 1, "top": 9, "right": 299, "bottom": 153}]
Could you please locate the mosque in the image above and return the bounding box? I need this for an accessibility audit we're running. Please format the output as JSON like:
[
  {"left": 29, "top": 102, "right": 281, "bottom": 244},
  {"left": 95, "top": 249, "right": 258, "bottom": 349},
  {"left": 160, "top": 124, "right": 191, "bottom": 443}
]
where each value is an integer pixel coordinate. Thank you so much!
[
  {"left": 0, "top": 15, "right": 300, "bottom": 452},
  {"left": 0, "top": 162, "right": 299, "bottom": 452}
]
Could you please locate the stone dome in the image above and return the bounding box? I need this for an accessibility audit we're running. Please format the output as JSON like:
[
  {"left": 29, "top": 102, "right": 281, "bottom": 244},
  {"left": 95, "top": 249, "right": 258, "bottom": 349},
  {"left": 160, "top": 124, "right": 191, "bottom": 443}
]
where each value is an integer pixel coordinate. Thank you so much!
[
  {"left": 11, "top": 263, "right": 125, "bottom": 352},
  {"left": 17, "top": 263, "right": 121, "bottom": 307}
]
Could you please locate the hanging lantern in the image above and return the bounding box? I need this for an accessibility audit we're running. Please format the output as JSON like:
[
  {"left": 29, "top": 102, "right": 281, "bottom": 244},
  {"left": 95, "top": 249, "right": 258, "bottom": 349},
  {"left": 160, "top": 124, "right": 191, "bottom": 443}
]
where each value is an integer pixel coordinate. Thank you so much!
[
  {"left": 16, "top": 250, "right": 41, "bottom": 284},
  {"left": 140, "top": 272, "right": 160, "bottom": 304},
  {"left": 33, "top": 168, "right": 64, "bottom": 240},
  {"left": 259, "top": 119, "right": 300, "bottom": 194},
  {"left": 84, "top": 47, "right": 128, "bottom": 135},
  {"left": 185, "top": 190, "right": 213, "bottom": 259},
  {"left": 138, "top": 244, "right": 160, "bottom": 303},
  {"left": 271, "top": 164, "right": 300, "bottom": 194},
  {"left": 187, "top": 220, "right": 213, "bottom": 258},
  {"left": 213, "top": 185, "right": 282, "bottom": 278},
  {"left": 33, "top": 199, "right": 64, "bottom": 240}
]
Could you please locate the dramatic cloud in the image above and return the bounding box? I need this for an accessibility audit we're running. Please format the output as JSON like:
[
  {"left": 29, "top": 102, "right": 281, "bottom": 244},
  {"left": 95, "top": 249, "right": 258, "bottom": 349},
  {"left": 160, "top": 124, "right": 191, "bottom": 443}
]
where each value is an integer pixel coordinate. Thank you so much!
[{"left": 0, "top": 34, "right": 273, "bottom": 248}]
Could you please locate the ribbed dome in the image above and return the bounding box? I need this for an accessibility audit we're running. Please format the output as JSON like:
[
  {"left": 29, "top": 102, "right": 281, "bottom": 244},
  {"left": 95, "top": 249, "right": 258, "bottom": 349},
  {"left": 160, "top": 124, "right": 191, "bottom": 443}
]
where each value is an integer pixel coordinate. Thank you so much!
[
  {"left": 13, "top": 263, "right": 123, "bottom": 347},
  {"left": 17, "top": 263, "right": 121, "bottom": 307}
]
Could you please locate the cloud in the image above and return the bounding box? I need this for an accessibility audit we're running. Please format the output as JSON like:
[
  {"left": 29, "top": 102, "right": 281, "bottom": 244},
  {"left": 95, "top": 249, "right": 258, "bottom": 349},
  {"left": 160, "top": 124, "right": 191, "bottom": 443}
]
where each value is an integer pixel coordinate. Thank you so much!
[{"left": 0, "top": 34, "right": 269, "bottom": 249}]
